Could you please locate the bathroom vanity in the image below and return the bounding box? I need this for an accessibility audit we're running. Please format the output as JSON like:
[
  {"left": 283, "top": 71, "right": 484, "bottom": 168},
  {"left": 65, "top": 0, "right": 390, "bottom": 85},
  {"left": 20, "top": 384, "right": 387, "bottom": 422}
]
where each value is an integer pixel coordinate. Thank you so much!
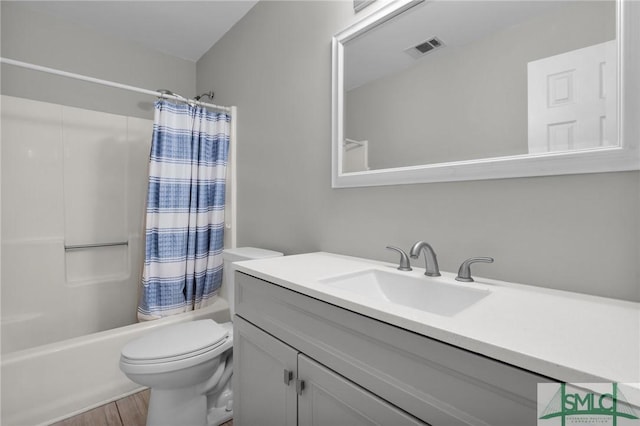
[{"left": 232, "top": 253, "right": 640, "bottom": 426}]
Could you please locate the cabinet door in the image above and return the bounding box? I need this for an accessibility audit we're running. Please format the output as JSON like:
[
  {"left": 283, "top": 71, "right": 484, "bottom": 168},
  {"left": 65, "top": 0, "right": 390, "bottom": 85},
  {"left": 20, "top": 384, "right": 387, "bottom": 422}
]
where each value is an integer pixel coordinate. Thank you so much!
[
  {"left": 298, "top": 354, "right": 426, "bottom": 426},
  {"left": 233, "top": 316, "right": 298, "bottom": 426}
]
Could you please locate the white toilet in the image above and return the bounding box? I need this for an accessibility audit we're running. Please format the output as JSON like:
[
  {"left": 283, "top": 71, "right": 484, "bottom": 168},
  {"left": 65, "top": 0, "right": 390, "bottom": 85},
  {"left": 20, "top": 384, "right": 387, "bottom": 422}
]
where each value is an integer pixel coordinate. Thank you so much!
[{"left": 119, "top": 247, "right": 283, "bottom": 426}]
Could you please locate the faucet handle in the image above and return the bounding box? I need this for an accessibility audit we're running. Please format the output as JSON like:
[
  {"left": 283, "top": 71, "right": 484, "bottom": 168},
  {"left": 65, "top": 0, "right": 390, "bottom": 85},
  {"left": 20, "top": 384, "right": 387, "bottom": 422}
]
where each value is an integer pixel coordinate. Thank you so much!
[
  {"left": 456, "top": 257, "right": 494, "bottom": 282},
  {"left": 386, "top": 246, "right": 412, "bottom": 271}
]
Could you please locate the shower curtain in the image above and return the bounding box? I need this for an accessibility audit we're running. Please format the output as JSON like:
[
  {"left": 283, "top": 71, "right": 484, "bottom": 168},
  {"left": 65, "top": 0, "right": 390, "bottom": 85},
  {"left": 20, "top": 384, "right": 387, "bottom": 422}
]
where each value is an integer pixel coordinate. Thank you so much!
[{"left": 138, "top": 100, "right": 230, "bottom": 321}]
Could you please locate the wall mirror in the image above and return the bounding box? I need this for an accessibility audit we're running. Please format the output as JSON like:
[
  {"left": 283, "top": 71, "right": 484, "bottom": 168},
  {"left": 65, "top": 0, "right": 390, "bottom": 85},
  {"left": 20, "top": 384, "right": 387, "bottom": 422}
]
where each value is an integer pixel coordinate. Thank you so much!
[{"left": 331, "top": 0, "right": 640, "bottom": 187}]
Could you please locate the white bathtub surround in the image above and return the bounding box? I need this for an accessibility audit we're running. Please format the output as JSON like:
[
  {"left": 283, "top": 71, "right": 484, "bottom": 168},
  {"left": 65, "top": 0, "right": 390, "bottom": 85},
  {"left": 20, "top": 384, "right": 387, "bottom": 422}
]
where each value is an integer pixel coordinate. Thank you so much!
[
  {"left": 1, "top": 95, "right": 151, "bottom": 353},
  {"left": 233, "top": 252, "right": 640, "bottom": 386},
  {"left": 0, "top": 299, "right": 231, "bottom": 426}
]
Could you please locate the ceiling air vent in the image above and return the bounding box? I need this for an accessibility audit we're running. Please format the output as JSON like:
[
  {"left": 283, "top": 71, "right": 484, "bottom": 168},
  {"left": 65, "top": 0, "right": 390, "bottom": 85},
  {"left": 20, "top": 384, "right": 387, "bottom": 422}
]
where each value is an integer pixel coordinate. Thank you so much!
[{"left": 405, "top": 37, "right": 445, "bottom": 59}]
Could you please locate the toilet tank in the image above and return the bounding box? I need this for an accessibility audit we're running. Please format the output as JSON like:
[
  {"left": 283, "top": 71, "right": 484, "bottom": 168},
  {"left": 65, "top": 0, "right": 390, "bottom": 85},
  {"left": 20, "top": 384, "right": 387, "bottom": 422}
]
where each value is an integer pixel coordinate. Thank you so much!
[{"left": 222, "top": 247, "right": 283, "bottom": 317}]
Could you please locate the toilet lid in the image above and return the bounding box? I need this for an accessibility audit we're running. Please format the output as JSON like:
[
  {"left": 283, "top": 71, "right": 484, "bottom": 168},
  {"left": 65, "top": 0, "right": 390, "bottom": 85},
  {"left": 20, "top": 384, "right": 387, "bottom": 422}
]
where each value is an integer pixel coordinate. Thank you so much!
[{"left": 121, "top": 320, "right": 229, "bottom": 362}]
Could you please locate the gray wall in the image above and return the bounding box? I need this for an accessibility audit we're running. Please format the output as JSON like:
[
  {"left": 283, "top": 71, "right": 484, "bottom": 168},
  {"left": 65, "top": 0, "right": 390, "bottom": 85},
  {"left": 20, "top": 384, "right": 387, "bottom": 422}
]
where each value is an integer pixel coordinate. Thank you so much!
[
  {"left": 347, "top": 1, "right": 616, "bottom": 168},
  {"left": 1, "top": 2, "right": 196, "bottom": 119},
  {"left": 1, "top": 1, "right": 637, "bottom": 302},
  {"left": 197, "top": 1, "right": 640, "bottom": 302}
]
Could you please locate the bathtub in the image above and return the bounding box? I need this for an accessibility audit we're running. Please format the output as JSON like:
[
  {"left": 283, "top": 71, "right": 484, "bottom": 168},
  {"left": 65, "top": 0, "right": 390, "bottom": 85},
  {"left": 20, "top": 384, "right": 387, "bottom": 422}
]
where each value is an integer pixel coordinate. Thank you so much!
[{"left": 1, "top": 298, "right": 231, "bottom": 426}]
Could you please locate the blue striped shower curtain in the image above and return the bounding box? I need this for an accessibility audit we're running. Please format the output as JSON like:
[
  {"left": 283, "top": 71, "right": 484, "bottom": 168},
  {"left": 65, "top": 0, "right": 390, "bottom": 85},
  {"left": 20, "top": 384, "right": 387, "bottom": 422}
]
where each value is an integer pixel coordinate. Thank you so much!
[{"left": 138, "top": 100, "right": 230, "bottom": 321}]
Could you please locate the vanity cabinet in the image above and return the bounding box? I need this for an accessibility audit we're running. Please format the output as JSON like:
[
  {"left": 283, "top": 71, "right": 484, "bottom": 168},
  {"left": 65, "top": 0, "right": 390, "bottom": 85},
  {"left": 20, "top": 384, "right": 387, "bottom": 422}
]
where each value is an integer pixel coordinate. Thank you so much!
[
  {"left": 233, "top": 315, "right": 297, "bottom": 426},
  {"left": 234, "top": 316, "right": 425, "bottom": 426},
  {"left": 234, "top": 272, "right": 553, "bottom": 426}
]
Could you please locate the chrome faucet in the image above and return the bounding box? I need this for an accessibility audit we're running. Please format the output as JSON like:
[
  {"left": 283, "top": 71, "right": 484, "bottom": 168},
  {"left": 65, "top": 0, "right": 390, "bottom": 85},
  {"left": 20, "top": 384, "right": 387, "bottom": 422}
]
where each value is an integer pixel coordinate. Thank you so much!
[
  {"left": 409, "top": 241, "right": 441, "bottom": 277},
  {"left": 386, "top": 246, "right": 412, "bottom": 271}
]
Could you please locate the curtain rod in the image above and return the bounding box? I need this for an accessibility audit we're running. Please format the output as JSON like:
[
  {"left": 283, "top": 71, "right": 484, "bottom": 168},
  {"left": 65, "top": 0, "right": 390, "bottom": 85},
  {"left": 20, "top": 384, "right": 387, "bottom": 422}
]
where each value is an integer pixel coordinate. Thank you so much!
[{"left": 0, "top": 57, "right": 232, "bottom": 113}]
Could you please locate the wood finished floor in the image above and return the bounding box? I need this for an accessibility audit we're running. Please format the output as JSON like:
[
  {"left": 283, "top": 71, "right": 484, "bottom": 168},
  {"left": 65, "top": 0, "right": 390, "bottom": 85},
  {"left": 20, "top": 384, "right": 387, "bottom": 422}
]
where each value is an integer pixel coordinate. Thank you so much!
[{"left": 50, "top": 390, "right": 233, "bottom": 426}]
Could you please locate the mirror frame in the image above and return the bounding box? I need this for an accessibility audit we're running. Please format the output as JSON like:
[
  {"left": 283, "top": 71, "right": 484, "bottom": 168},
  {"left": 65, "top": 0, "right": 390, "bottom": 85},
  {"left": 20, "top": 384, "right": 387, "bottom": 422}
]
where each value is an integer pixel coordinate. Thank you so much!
[{"left": 332, "top": 0, "right": 640, "bottom": 188}]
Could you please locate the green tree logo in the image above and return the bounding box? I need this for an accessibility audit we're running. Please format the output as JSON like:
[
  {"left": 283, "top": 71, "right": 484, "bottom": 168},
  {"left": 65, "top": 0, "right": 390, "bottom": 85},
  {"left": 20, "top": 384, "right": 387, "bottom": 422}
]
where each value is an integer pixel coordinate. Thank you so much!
[{"left": 540, "top": 383, "right": 639, "bottom": 425}]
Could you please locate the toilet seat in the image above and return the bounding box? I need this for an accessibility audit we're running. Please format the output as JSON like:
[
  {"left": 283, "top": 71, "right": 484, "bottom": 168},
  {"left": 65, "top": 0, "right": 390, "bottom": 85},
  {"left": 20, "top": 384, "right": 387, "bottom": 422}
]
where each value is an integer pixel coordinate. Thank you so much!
[{"left": 120, "top": 320, "right": 231, "bottom": 371}]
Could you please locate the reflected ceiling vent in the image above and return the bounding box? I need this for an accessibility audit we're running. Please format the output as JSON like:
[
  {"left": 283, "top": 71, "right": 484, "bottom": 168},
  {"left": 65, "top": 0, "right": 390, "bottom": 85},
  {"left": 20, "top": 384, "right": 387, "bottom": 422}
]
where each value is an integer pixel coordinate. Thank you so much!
[{"left": 405, "top": 37, "right": 445, "bottom": 59}]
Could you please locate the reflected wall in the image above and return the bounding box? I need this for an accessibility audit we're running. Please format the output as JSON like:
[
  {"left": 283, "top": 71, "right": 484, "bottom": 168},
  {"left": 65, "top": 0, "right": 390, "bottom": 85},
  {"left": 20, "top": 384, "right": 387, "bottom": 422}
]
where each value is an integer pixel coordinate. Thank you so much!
[{"left": 345, "top": 1, "right": 615, "bottom": 170}]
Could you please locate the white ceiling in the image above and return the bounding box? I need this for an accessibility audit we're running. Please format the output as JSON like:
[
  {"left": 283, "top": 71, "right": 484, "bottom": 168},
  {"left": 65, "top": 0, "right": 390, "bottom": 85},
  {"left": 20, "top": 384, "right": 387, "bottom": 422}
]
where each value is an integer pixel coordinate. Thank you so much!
[{"left": 22, "top": 1, "right": 259, "bottom": 62}]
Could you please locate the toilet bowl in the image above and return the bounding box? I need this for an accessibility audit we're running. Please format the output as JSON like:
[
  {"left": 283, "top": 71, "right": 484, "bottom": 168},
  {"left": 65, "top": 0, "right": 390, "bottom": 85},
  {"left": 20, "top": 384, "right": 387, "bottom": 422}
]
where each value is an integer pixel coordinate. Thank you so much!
[
  {"left": 120, "top": 320, "right": 234, "bottom": 426},
  {"left": 120, "top": 247, "right": 283, "bottom": 426}
]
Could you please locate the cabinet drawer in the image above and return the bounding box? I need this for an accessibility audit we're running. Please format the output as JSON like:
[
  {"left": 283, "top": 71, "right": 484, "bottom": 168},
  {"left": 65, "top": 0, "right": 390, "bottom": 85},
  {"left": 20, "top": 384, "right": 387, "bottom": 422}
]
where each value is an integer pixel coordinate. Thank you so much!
[{"left": 236, "top": 272, "right": 555, "bottom": 426}]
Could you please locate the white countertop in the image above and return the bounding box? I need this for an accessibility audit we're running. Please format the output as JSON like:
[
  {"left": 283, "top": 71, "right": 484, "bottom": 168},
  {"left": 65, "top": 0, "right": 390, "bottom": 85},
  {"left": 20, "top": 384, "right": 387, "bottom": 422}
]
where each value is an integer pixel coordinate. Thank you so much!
[{"left": 234, "top": 252, "right": 640, "bottom": 385}]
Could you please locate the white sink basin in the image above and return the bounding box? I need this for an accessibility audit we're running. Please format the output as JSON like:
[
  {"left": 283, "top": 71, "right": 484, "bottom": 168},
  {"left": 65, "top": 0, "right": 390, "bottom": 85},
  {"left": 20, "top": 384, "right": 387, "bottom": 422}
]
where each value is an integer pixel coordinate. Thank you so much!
[{"left": 318, "top": 269, "right": 490, "bottom": 316}]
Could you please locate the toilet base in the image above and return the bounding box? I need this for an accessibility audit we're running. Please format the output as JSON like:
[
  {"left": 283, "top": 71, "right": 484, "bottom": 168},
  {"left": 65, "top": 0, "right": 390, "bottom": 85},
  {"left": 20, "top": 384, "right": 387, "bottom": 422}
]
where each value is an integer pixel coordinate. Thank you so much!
[
  {"left": 144, "top": 355, "right": 233, "bottom": 426},
  {"left": 207, "top": 381, "right": 233, "bottom": 426},
  {"left": 207, "top": 404, "right": 233, "bottom": 426},
  {"left": 147, "top": 387, "right": 207, "bottom": 426},
  {"left": 146, "top": 388, "right": 233, "bottom": 426}
]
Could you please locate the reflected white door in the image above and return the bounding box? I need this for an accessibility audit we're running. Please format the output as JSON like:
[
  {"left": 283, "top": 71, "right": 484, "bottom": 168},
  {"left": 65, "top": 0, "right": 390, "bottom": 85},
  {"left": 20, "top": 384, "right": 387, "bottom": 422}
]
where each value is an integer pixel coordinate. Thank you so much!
[{"left": 527, "top": 40, "right": 617, "bottom": 153}]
